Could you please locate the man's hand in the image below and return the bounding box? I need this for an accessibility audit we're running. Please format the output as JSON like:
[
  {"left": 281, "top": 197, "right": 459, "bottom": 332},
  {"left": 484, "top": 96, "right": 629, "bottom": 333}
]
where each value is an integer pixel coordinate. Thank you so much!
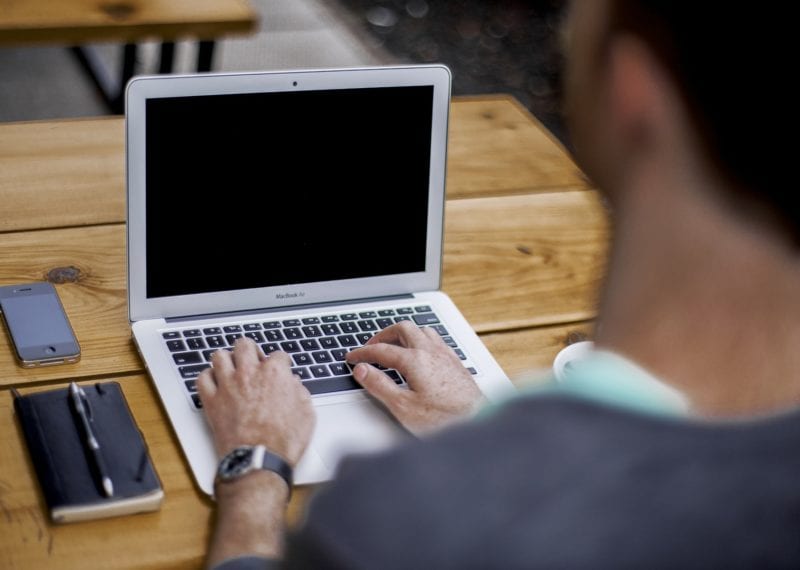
[
  {"left": 346, "top": 321, "right": 485, "bottom": 436},
  {"left": 197, "top": 339, "right": 315, "bottom": 565},
  {"left": 197, "top": 338, "right": 315, "bottom": 467}
]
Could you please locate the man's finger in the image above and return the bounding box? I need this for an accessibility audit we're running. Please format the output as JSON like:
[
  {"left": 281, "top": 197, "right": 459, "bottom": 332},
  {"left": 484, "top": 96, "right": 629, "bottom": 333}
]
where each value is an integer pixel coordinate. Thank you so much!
[
  {"left": 352, "top": 363, "right": 402, "bottom": 407},
  {"left": 197, "top": 368, "right": 217, "bottom": 404},
  {"left": 232, "top": 337, "right": 261, "bottom": 370},
  {"left": 346, "top": 342, "right": 410, "bottom": 371},
  {"left": 365, "top": 321, "right": 428, "bottom": 348},
  {"left": 210, "top": 347, "right": 235, "bottom": 377}
]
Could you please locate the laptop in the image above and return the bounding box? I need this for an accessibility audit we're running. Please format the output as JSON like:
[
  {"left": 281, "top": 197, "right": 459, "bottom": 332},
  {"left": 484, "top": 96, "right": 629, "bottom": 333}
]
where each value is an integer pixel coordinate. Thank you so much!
[{"left": 125, "top": 64, "right": 516, "bottom": 496}]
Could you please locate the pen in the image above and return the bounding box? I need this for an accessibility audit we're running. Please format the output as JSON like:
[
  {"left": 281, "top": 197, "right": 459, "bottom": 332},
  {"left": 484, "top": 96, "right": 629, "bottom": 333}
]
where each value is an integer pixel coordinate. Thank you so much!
[{"left": 69, "top": 382, "right": 114, "bottom": 497}]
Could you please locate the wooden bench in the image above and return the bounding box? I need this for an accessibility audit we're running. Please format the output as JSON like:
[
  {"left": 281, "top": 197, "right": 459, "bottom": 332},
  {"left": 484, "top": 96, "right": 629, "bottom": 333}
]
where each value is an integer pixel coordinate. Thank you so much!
[{"left": 0, "top": 0, "right": 258, "bottom": 113}]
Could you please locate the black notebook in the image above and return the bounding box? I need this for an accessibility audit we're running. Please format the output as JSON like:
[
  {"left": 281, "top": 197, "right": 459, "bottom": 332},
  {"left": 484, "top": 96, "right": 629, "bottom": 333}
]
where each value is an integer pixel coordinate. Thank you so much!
[{"left": 14, "top": 381, "right": 164, "bottom": 523}]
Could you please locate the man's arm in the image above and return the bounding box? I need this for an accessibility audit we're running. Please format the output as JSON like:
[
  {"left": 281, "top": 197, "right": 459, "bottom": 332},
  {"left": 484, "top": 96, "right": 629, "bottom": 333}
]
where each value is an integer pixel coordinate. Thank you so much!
[
  {"left": 208, "top": 471, "right": 289, "bottom": 566},
  {"left": 197, "top": 342, "right": 314, "bottom": 568}
]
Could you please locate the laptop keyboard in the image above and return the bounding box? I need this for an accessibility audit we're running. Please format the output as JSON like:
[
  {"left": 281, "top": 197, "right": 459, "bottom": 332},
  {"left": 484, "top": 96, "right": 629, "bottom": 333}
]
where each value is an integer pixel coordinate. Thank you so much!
[{"left": 160, "top": 304, "right": 477, "bottom": 410}]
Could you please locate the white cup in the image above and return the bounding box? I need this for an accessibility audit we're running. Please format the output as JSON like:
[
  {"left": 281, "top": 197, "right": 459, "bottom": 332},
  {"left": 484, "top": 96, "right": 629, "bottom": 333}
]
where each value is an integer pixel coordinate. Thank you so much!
[{"left": 552, "top": 340, "right": 594, "bottom": 382}]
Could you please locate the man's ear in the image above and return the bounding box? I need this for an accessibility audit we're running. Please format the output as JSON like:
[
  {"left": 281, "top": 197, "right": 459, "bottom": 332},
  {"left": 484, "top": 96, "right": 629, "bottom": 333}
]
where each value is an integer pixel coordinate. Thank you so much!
[{"left": 606, "top": 34, "right": 673, "bottom": 152}]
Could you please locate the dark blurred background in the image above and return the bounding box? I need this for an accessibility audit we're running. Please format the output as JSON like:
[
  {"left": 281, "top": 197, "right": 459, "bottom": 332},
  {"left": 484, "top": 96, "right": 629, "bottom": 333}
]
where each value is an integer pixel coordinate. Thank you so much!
[
  {"left": 335, "top": 0, "right": 569, "bottom": 144},
  {"left": 0, "top": 0, "right": 569, "bottom": 145}
]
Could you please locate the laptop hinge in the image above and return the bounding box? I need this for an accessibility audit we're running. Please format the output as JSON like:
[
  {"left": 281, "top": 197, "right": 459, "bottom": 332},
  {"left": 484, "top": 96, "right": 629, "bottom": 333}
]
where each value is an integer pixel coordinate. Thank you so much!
[{"left": 164, "top": 293, "right": 416, "bottom": 324}]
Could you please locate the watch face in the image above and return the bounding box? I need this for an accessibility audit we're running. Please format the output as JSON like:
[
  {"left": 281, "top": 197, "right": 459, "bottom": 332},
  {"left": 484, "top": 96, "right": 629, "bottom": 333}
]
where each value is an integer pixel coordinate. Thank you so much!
[{"left": 220, "top": 447, "right": 255, "bottom": 479}]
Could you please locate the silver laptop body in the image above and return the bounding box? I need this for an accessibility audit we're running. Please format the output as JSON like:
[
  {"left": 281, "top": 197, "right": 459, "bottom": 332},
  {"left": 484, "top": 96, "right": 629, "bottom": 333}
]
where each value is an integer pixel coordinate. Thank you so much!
[{"left": 126, "top": 65, "right": 515, "bottom": 496}]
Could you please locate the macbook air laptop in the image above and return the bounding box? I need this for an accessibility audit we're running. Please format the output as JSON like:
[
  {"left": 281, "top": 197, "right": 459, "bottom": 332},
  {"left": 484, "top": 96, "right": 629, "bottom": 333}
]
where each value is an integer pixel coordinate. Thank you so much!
[{"left": 126, "top": 65, "right": 515, "bottom": 496}]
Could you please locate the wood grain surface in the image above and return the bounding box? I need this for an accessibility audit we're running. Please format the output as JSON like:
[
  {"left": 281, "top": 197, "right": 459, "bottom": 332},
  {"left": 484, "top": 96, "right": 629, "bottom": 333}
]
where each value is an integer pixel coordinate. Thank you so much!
[
  {"left": 0, "top": 95, "right": 609, "bottom": 568},
  {"left": 0, "top": 97, "right": 590, "bottom": 233},
  {"left": 0, "top": 0, "right": 257, "bottom": 45}
]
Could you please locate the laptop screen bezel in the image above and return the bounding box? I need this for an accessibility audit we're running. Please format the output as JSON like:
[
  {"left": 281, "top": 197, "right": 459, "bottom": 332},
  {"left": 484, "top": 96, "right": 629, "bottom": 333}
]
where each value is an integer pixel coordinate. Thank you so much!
[{"left": 125, "top": 65, "right": 451, "bottom": 322}]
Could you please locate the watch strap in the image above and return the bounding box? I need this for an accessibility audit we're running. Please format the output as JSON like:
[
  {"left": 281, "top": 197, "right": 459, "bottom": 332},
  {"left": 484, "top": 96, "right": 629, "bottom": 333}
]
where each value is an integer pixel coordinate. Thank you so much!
[{"left": 257, "top": 446, "right": 293, "bottom": 500}]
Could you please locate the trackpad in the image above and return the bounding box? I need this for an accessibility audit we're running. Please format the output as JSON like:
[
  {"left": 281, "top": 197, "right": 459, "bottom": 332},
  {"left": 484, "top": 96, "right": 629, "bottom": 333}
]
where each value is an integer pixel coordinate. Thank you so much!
[{"left": 313, "top": 398, "right": 407, "bottom": 469}]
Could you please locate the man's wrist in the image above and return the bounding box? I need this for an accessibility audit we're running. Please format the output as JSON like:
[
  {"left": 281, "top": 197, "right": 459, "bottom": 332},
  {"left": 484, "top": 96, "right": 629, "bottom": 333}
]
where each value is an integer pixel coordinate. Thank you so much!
[
  {"left": 216, "top": 445, "right": 294, "bottom": 500},
  {"left": 215, "top": 468, "right": 291, "bottom": 502}
]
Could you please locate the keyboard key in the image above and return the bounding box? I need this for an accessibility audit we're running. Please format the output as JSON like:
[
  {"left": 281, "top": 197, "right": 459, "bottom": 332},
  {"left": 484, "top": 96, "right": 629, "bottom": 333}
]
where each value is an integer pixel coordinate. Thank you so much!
[
  {"left": 329, "top": 362, "right": 350, "bottom": 376},
  {"left": 358, "top": 320, "right": 377, "bottom": 332},
  {"left": 180, "top": 364, "right": 210, "bottom": 379},
  {"left": 184, "top": 379, "right": 198, "bottom": 392},
  {"left": 283, "top": 319, "right": 301, "bottom": 327},
  {"left": 397, "top": 307, "right": 414, "bottom": 314},
  {"left": 293, "top": 353, "right": 313, "bottom": 366},
  {"left": 300, "top": 339, "right": 320, "bottom": 351},
  {"left": 356, "top": 333, "right": 373, "bottom": 344},
  {"left": 183, "top": 329, "right": 202, "bottom": 337},
  {"left": 292, "top": 367, "right": 311, "bottom": 380},
  {"left": 186, "top": 337, "right": 206, "bottom": 350},
  {"left": 413, "top": 313, "right": 440, "bottom": 326},
  {"left": 261, "top": 343, "right": 279, "bottom": 355},
  {"left": 245, "top": 331, "right": 265, "bottom": 343},
  {"left": 337, "top": 335, "right": 357, "bottom": 347},
  {"left": 454, "top": 348, "right": 466, "bottom": 360},
  {"left": 302, "top": 317, "right": 320, "bottom": 325},
  {"left": 321, "top": 323, "right": 341, "bottom": 335},
  {"left": 378, "top": 309, "right": 396, "bottom": 317},
  {"left": 264, "top": 329, "right": 284, "bottom": 342},
  {"left": 280, "top": 341, "right": 300, "bottom": 353},
  {"left": 415, "top": 305, "right": 432, "bottom": 313},
  {"left": 394, "top": 316, "right": 412, "bottom": 323},
  {"left": 431, "top": 324, "right": 449, "bottom": 336},
  {"left": 223, "top": 325, "right": 242, "bottom": 333},
  {"left": 340, "top": 313, "right": 358, "bottom": 321},
  {"left": 207, "top": 335, "right": 225, "bottom": 348},
  {"left": 319, "top": 337, "right": 338, "bottom": 349},
  {"left": 331, "top": 348, "right": 349, "bottom": 361},
  {"left": 384, "top": 370, "right": 404, "bottom": 384},
  {"left": 203, "top": 327, "right": 222, "bottom": 335},
  {"left": 166, "top": 339, "right": 187, "bottom": 352},
  {"left": 244, "top": 323, "right": 262, "bottom": 331},
  {"left": 162, "top": 331, "right": 180, "bottom": 339},
  {"left": 191, "top": 394, "right": 203, "bottom": 409},
  {"left": 302, "top": 325, "right": 322, "bottom": 337},
  {"left": 340, "top": 322, "right": 358, "bottom": 334},
  {"left": 263, "top": 321, "right": 281, "bottom": 329},
  {"left": 376, "top": 318, "right": 394, "bottom": 329},
  {"left": 226, "top": 333, "right": 243, "bottom": 345},
  {"left": 173, "top": 351, "right": 202, "bottom": 365},
  {"left": 312, "top": 351, "right": 332, "bottom": 364},
  {"left": 284, "top": 328, "right": 302, "bottom": 340},
  {"left": 359, "top": 311, "right": 377, "bottom": 318},
  {"left": 304, "top": 375, "right": 361, "bottom": 395},
  {"left": 310, "top": 365, "right": 331, "bottom": 378},
  {"left": 322, "top": 315, "right": 340, "bottom": 323},
  {"left": 442, "top": 336, "right": 458, "bottom": 347}
]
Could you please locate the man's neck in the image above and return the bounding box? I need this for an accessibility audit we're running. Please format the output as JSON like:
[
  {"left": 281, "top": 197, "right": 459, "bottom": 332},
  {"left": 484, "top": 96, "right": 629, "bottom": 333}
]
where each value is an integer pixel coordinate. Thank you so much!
[{"left": 594, "top": 166, "right": 800, "bottom": 417}]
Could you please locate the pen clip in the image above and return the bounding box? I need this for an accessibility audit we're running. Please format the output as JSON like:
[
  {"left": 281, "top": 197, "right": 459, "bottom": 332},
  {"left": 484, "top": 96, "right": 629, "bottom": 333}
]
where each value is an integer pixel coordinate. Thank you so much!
[{"left": 78, "top": 385, "right": 94, "bottom": 421}]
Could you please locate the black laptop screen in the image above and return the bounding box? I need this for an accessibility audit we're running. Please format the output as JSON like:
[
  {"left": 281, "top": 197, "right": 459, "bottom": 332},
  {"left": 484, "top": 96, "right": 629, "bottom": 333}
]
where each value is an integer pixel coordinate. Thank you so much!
[{"left": 144, "top": 85, "right": 433, "bottom": 299}]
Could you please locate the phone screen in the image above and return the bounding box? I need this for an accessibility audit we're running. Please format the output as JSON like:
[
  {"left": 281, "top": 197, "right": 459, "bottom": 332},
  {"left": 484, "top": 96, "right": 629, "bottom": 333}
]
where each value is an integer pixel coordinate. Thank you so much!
[{"left": 0, "top": 285, "right": 80, "bottom": 364}]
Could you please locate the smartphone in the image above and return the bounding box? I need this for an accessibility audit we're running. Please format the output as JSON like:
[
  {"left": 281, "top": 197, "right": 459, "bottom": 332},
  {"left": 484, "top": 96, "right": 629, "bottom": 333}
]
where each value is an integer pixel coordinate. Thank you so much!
[{"left": 0, "top": 282, "right": 81, "bottom": 367}]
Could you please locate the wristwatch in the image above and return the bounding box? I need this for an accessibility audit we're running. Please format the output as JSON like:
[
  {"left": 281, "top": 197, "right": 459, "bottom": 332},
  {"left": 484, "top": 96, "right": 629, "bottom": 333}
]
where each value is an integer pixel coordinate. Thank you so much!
[{"left": 216, "top": 445, "right": 293, "bottom": 498}]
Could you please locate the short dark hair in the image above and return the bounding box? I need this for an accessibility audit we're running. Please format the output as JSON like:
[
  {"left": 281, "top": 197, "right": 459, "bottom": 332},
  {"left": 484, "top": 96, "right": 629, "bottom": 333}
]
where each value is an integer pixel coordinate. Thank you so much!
[{"left": 608, "top": 1, "right": 797, "bottom": 236}]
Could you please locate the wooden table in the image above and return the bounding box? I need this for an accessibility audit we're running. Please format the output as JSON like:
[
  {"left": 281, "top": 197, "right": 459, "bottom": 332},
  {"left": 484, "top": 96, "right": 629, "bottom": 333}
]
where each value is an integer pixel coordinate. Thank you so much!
[
  {"left": 0, "top": 0, "right": 258, "bottom": 113},
  {"left": 0, "top": 95, "right": 608, "bottom": 568}
]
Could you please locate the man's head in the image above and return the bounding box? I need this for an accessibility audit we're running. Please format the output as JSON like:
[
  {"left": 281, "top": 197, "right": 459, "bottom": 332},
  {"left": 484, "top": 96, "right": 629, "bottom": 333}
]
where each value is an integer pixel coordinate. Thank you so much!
[{"left": 563, "top": 0, "right": 796, "bottom": 240}]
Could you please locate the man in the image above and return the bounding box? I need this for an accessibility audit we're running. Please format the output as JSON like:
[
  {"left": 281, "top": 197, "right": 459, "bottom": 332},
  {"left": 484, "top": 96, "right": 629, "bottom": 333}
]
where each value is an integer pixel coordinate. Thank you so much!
[{"left": 199, "top": 1, "right": 800, "bottom": 567}]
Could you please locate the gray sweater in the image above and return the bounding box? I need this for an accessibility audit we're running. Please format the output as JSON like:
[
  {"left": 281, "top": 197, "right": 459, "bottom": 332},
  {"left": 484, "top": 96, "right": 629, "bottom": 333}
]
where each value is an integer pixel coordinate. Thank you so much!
[{"left": 218, "top": 395, "right": 800, "bottom": 569}]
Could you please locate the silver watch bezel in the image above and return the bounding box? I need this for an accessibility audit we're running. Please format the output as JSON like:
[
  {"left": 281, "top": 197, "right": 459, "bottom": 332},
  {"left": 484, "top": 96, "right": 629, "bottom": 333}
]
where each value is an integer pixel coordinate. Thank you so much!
[{"left": 216, "top": 445, "right": 267, "bottom": 482}]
